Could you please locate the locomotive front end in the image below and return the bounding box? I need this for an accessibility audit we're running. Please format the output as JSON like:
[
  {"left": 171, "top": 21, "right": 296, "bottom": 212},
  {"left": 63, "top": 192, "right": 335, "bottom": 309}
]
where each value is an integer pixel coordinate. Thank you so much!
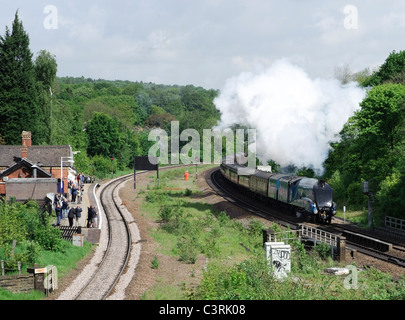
[{"left": 313, "top": 180, "right": 336, "bottom": 224}]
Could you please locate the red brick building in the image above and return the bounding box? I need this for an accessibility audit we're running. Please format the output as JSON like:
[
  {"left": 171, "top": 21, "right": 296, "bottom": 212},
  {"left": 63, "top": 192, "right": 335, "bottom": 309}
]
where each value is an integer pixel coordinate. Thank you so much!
[{"left": 0, "top": 131, "right": 76, "bottom": 201}]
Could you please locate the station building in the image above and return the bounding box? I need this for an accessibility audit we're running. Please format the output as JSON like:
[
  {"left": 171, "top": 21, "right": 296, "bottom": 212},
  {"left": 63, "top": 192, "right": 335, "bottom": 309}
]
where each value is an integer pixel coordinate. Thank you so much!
[{"left": 0, "top": 131, "right": 76, "bottom": 203}]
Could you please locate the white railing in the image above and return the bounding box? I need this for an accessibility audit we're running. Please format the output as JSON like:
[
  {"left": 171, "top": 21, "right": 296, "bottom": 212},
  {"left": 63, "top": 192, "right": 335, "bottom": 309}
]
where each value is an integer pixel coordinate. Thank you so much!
[
  {"left": 385, "top": 216, "right": 405, "bottom": 232},
  {"left": 300, "top": 225, "right": 339, "bottom": 247},
  {"left": 267, "top": 225, "right": 339, "bottom": 247}
]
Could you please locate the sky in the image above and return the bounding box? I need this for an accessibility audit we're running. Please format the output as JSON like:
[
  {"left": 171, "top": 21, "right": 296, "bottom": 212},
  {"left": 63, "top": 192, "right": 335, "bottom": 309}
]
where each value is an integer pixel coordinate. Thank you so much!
[{"left": 2, "top": 0, "right": 405, "bottom": 90}]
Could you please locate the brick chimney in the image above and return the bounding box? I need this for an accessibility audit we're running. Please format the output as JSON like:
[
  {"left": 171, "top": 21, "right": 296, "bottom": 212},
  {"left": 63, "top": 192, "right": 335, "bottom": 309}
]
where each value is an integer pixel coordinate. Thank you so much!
[
  {"left": 21, "top": 131, "right": 31, "bottom": 158},
  {"left": 21, "top": 143, "right": 28, "bottom": 158},
  {"left": 22, "top": 131, "right": 32, "bottom": 147}
]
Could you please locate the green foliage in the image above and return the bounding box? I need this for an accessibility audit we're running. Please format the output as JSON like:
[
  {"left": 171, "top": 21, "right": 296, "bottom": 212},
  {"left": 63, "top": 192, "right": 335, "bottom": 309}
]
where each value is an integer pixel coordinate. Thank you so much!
[
  {"left": 35, "top": 50, "right": 57, "bottom": 89},
  {"left": 88, "top": 154, "right": 116, "bottom": 179},
  {"left": 0, "top": 11, "right": 40, "bottom": 145},
  {"left": 0, "top": 200, "right": 63, "bottom": 266},
  {"left": 158, "top": 204, "right": 177, "bottom": 222},
  {"left": 363, "top": 50, "right": 405, "bottom": 86},
  {"left": 314, "top": 242, "right": 332, "bottom": 260},
  {"left": 152, "top": 255, "right": 159, "bottom": 269},
  {"left": 325, "top": 81, "right": 405, "bottom": 219},
  {"left": 86, "top": 112, "right": 121, "bottom": 157},
  {"left": 0, "top": 201, "right": 27, "bottom": 249},
  {"left": 177, "top": 235, "right": 199, "bottom": 264}
]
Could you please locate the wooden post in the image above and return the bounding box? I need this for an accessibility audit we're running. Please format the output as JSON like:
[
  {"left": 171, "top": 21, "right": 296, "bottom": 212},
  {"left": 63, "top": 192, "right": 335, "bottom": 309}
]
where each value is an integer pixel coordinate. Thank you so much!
[{"left": 338, "top": 236, "right": 346, "bottom": 263}]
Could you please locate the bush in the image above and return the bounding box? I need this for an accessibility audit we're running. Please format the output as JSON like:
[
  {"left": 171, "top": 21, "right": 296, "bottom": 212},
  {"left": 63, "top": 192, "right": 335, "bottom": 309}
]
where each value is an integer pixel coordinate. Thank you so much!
[
  {"left": 314, "top": 242, "right": 332, "bottom": 260},
  {"left": 0, "top": 200, "right": 63, "bottom": 261},
  {"left": 152, "top": 255, "right": 159, "bottom": 269},
  {"left": 177, "top": 236, "right": 199, "bottom": 264},
  {"left": 158, "top": 204, "right": 176, "bottom": 222}
]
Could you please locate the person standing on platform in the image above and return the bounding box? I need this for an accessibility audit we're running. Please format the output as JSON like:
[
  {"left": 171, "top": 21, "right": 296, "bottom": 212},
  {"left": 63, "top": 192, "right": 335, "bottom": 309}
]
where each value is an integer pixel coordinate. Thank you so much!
[
  {"left": 87, "top": 206, "right": 92, "bottom": 228},
  {"left": 61, "top": 198, "right": 69, "bottom": 219},
  {"left": 75, "top": 206, "right": 82, "bottom": 227},
  {"left": 55, "top": 203, "right": 62, "bottom": 226},
  {"left": 90, "top": 205, "right": 98, "bottom": 228},
  {"left": 68, "top": 206, "right": 76, "bottom": 227},
  {"left": 71, "top": 184, "right": 78, "bottom": 203}
]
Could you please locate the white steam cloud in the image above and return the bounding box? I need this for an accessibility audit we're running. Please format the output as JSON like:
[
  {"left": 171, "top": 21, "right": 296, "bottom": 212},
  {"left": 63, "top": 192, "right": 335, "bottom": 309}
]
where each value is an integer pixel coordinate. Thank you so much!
[{"left": 214, "top": 59, "right": 366, "bottom": 173}]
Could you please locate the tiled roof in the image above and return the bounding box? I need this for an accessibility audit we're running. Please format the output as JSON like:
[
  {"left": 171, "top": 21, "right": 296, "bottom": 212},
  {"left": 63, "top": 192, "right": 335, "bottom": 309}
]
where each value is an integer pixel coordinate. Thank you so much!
[
  {"left": 0, "top": 145, "right": 73, "bottom": 167},
  {"left": 0, "top": 158, "right": 52, "bottom": 177}
]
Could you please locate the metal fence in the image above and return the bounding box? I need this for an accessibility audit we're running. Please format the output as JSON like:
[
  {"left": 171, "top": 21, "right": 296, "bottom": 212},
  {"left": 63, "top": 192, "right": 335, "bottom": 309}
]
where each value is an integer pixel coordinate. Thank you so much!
[{"left": 385, "top": 216, "right": 405, "bottom": 232}]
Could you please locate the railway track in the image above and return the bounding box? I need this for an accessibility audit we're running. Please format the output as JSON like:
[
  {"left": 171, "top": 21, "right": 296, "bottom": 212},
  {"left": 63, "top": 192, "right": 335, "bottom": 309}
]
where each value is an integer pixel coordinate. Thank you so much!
[
  {"left": 74, "top": 174, "right": 132, "bottom": 300},
  {"left": 69, "top": 165, "right": 189, "bottom": 300},
  {"left": 207, "top": 167, "right": 405, "bottom": 268},
  {"left": 207, "top": 167, "right": 300, "bottom": 230}
]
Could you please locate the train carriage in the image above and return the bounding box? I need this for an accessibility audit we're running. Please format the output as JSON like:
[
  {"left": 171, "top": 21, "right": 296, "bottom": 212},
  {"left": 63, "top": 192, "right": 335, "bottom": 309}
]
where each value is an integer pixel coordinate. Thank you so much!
[
  {"left": 220, "top": 160, "right": 337, "bottom": 224},
  {"left": 220, "top": 162, "right": 239, "bottom": 184},
  {"left": 238, "top": 174, "right": 251, "bottom": 189},
  {"left": 268, "top": 173, "right": 287, "bottom": 200},
  {"left": 250, "top": 171, "right": 273, "bottom": 197}
]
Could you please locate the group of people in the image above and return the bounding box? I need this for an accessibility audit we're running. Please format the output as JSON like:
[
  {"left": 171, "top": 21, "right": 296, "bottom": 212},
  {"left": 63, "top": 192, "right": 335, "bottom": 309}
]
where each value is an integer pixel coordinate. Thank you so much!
[
  {"left": 54, "top": 189, "right": 98, "bottom": 228},
  {"left": 67, "top": 180, "right": 84, "bottom": 203},
  {"left": 87, "top": 205, "right": 98, "bottom": 228},
  {"left": 76, "top": 172, "right": 95, "bottom": 185}
]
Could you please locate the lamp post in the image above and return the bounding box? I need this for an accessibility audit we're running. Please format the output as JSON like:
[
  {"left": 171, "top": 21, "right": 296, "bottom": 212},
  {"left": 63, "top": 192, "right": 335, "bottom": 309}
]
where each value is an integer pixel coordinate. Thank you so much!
[{"left": 60, "top": 156, "right": 74, "bottom": 194}]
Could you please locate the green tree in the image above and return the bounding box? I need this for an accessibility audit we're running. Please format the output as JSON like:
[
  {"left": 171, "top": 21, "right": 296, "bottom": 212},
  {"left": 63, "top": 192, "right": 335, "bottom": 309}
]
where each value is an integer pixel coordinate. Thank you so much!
[
  {"left": 85, "top": 112, "right": 122, "bottom": 157},
  {"left": 325, "top": 83, "right": 405, "bottom": 209},
  {"left": 0, "top": 11, "right": 39, "bottom": 145},
  {"left": 363, "top": 50, "right": 405, "bottom": 86},
  {"left": 34, "top": 50, "right": 58, "bottom": 144},
  {"left": 35, "top": 50, "right": 57, "bottom": 89},
  {"left": 355, "top": 84, "right": 405, "bottom": 183}
]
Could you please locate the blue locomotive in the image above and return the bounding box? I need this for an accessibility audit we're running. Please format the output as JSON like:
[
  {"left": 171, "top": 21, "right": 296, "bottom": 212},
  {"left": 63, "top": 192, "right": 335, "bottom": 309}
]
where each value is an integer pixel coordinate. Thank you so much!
[{"left": 219, "top": 161, "right": 337, "bottom": 223}]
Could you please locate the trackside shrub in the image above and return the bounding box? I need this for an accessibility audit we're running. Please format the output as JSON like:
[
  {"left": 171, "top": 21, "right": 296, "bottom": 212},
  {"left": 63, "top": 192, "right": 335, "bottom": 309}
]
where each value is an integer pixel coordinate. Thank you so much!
[{"left": 0, "top": 199, "right": 63, "bottom": 261}]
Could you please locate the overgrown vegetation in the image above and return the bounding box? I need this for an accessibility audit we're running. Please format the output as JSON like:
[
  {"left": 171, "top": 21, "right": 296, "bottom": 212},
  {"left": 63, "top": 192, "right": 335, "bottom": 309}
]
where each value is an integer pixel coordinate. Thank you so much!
[
  {"left": 0, "top": 199, "right": 92, "bottom": 300},
  {"left": 139, "top": 167, "right": 405, "bottom": 300}
]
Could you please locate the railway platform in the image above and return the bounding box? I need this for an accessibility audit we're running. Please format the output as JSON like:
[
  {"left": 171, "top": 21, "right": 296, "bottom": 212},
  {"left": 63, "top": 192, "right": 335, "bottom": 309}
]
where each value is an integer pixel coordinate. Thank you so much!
[{"left": 56, "top": 182, "right": 101, "bottom": 244}]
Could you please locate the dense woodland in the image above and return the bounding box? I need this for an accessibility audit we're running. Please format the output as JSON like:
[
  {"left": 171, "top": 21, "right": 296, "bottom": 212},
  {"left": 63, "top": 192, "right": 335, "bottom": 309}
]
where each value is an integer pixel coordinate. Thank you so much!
[{"left": 1, "top": 12, "right": 405, "bottom": 221}]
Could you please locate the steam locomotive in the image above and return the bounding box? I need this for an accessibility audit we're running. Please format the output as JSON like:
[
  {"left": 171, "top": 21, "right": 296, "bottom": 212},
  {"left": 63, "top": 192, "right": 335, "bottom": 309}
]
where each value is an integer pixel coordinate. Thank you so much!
[{"left": 219, "top": 161, "right": 337, "bottom": 224}]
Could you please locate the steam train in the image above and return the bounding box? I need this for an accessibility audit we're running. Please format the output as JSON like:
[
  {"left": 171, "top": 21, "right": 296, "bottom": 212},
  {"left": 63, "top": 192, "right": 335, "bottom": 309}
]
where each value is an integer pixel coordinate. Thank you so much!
[{"left": 219, "top": 161, "right": 337, "bottom": 224}]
